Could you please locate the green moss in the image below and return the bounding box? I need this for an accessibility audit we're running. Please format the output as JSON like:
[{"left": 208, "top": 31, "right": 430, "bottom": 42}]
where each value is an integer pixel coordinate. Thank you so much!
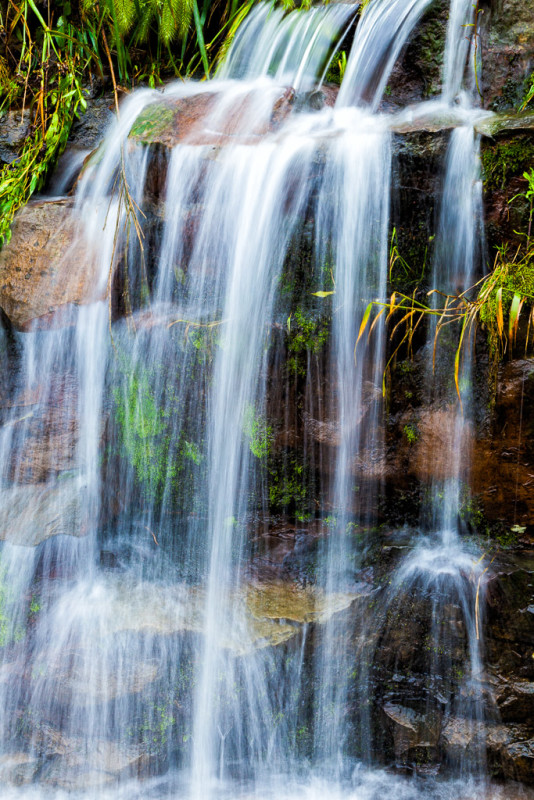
[
  {"left": 268, "top": 455, "right": 310, "bottom": 517},
  {"left": 481, "top": 137, "right": 534, "bottom": 192},
  {"left": 139, "top": 702, "right": 176, "bottom": 754},
  {"left": 243, "top": 405, "right": 273, "bottom": 460},
  {"left": 112, "top": 354, "right": 204, "bottom": 506},
  {"left": 287, "top": 307, "right": 329, "bottom": 376},
  {"left": 129, "top": 102, "right": 177, "bottom": 145}
]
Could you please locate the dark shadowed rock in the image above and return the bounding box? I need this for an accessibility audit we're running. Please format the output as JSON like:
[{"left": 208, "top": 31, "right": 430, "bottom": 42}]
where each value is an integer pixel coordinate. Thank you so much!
[{"left": 0, "top": 111, "right": 31, "bottom": 165}]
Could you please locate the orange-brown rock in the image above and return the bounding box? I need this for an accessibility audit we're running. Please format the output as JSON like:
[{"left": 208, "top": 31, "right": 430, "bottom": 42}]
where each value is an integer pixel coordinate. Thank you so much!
[
  {"left": 0, "top": 200, "right": 102, "bottom": 331},
  {"left": 128, "top": 86, "right": 296, "bottom": 149},
  {"left": 472, "top": 359, "right": 534, "bottom": 534}
]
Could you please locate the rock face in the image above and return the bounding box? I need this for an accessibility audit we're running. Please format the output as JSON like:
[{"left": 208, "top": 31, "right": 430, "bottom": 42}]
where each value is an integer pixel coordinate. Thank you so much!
[
  {"left": 481, "top": 0, "right": 534, "bottom": 111},
  {"left": 0, "top": 200, "right": 101, "bottom": 330},
  {"left": 0, "top": 111, "right": 30, "bottom": 165},
  {"left": 0, "top": 480, "right": 87, "bottom": 546}
]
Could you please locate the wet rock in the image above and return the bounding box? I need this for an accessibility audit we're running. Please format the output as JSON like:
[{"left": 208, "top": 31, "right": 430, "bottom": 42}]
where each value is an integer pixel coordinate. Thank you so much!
[
  {"left": 503, "top": 739, "right": 534, "bottom": 784},
  {"left": 472, "top": 360, "right": 534, "bottom": 531},
  {"left": 69, "top": 575, "right": 363, "bottom": 655},
  {"left": 383, "top": 702, "right": 441, "bottom": 761},
  {"left": 2, "top": 406, "right": 79, "bottom": 484},
  {"left": 476, "top": 111, "right": 534, "bottom": 138},
  {"left": 496, "top": 679, "right": 534, "bottom": 722},
  {"left": 52, "top": 659, "right": 160, "bottom": 705},
  {"left": 67, "top": 95, "right": 115, "bottom": 149},
  {"left": 37, "top": 729, "right": 154, "bottom": 789},
  {"left": 0, "top": 480, "right": 87, "bottom": 546},
  {"left": 440, "top": 717, "right": 486, "bottom": 759},
  {"left": 0, "top": 111, "right": 31, "bottom": 165},
  {"left": 480, "top": 0, "right": 534, "bottom": 111},
  {"left": 0, "top": 200, "right": 103, "bottom": 330},
  {"left": 382, "top": 0, "right": 449, "bottom": 108},
  {"left": 0, "top": 752, "right": 40, "bottom": 786},
  {"left": 128, "top": 86, "right": 297, "bottom": 150},
  {"left": 246, "top": 580, "right": 358, "bottom": 624}
]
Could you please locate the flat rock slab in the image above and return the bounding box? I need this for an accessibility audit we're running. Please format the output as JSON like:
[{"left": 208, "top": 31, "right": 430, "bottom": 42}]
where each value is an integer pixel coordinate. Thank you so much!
[
  {"left": 64, "top": 575, "right": 364, "bottom": 655},
  {"left": 128, "top": 86, "right": 297, "bottom": 149},
  {"left": 0, "top": 200, "right": 101, "bottom": 330},
  {"left": 0, "top": 480, "right": 87, "bottom": 546}
]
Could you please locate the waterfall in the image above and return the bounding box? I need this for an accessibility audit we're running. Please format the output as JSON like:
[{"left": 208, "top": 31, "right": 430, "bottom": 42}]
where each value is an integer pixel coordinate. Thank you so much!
[
  {"left": 0, "top": 0, "right": 512, "bottom": 798},
  {"left": 336, "top": 0, "right": 433, "bottom": 109}
]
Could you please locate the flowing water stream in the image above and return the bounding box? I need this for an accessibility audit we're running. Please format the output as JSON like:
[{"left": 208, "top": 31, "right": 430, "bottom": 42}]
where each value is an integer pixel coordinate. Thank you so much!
[{"left": 0, "top": 0, "right": 526, "bottom": 798}]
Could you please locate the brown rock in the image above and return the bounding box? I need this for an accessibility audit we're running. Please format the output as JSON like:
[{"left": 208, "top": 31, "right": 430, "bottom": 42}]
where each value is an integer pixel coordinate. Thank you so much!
[
  {"left": 128, "top": 86, "right": 296, "bottom": 150},
  {"left": 0, "top": 200, "right": 103, "bottom": 330},
  {"left": 472, "top": 359, "right": 534, "bottom": 530}
]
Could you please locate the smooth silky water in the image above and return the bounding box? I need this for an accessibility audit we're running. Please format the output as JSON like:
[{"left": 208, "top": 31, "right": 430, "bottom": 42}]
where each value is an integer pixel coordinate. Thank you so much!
[{"left": 0, "top": 0, "right": 524, "bottom": 798}]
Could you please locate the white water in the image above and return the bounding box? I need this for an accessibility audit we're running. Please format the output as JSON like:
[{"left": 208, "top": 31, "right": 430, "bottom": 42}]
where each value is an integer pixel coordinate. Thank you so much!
[{"left": 0, "top": 0, "right": 508, "bottom": 798}]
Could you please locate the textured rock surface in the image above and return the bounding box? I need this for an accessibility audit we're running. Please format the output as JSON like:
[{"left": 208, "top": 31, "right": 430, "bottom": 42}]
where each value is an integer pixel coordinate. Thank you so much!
[
  {"left": 0, "top": 200, "right": 101, "bottom": 330},
  {"left": 0, "top": 480, "right": 87, "bottom": 546},
  {"left": 481, "top": 0, "right": 534, "bottom": 111},
  {"left": 129, "top": 85, "right": 297, "bottom": 149},
  {"left": 0, "top": 110, "right": 31, "bottom": 165}
]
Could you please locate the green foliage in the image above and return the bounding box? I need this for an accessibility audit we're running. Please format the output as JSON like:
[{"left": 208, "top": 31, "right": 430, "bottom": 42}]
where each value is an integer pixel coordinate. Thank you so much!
[
  {"left": 522, "top": 72, "right": 534, "bottom": 111},
  {"left": 86, "top": 0, "right": 195, "bottom": 45},
  {"left": 139, "top": 702, "right": 176, "bottom": 754},
  {"left": 325, "top": 51, "right": 347, "bottom": 86},
  {"left": 268, "top": 456, "right": 309, "bottom": 515},
  {"left": 402, "top": 424, "right": 418, "bottom": 445},
  {"left": 0, "top": 5, "right": 89, "bottom": 246}
]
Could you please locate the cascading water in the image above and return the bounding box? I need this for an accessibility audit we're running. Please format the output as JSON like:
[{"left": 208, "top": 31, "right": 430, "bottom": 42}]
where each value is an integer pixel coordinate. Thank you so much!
[
  {"left": 0, "top": 0, "right": 525, "bottom": 799},
  {"left": 374, "top": 0, "right": 491, "bottom": 785}
]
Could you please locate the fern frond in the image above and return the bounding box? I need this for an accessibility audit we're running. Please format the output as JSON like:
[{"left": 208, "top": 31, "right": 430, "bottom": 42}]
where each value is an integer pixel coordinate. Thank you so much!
[
  {"left": 136, "top": 0, "right": 155, "bottom": 42},
  {"left": 160, "top": 0, "right": 194, "bottom": 44},
  {"left": 112, "top": 0, "right": 137, "bottom": 35}
]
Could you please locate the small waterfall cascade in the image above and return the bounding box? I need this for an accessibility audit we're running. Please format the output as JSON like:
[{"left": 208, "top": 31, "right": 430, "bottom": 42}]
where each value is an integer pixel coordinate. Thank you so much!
[
  {"left": 378, "top": 0, "right": 490, "bottom": 784},
  {"left": 0, "top": 0, "right": 517, "bottom": 798}
]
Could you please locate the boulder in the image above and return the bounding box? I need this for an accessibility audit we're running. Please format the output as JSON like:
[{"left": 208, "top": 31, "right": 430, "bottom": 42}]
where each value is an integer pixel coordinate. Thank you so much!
[{"left": 0, "top": 200, "right": 102, "bottom": 330}]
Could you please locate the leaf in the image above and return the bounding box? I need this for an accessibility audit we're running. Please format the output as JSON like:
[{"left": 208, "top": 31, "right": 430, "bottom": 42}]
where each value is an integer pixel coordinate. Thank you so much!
[
  {"left": 287, "top": 314, "right": 291, "bottom": 333},
  {"left": 310, "top": 290, "right": 335, "bottom": 298},
  {"left": 368, "top": 305, "right": 386, "bottom": 337},
  {"left": 193, "top": 0, "right": 209, "bottom": 78},
  {"left": 356, "top": 302, "right": 373, "bottom": 348},
  {"left": 496, "top": 286, "right": 503, "bottom": 338},
  {"left": 386, "top": 292, "right": 396, "bottom": 323},
  {"left": 509, "top": 292, "right": 523, "bottom": 342}
]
